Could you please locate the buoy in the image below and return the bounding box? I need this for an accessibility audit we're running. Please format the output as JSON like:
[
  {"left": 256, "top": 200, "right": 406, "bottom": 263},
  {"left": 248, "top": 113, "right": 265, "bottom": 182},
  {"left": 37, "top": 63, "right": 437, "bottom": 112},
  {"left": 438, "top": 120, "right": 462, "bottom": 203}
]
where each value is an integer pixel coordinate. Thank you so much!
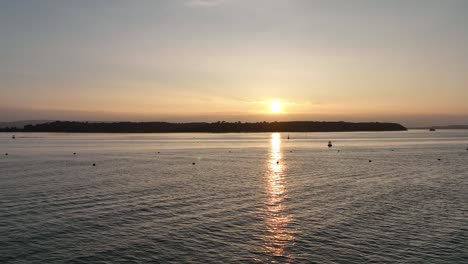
[
  {"left": 328, "top": 141, "right": 332, "bottom": 148},
  {"left": 437, "top": 159, "right": 441, "bottom": 161},
  {"left": 73, "top": 153, "right": 76, "bottom": 155},
  {"left": 276, "top": 161, "right": 279, "bottom": 164},
  {"left": 5, "top": 153, "right": 8, "bottom": 156},
  {"left": 158, "top": 152, "right": 160, "bottom": 154},
  {"left": 369, "top": 160, "right": 372, "bottom": 162},
  {"left": 12, "top": 135, "right": 15, "bottom": 139},
  {"left": 92, "top": 163, "right": 96, "bottom": 166},
  {"left": 192, "top": 162, "right": 195, "bottom": 165}
]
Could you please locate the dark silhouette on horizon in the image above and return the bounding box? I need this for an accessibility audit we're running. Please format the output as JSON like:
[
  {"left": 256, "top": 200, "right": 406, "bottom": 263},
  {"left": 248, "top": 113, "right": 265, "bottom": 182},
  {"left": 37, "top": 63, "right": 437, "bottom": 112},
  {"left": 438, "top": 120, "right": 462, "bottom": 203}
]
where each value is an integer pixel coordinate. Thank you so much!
[{"left": 0, "top": 121, "right": 407, "bottom": 133}]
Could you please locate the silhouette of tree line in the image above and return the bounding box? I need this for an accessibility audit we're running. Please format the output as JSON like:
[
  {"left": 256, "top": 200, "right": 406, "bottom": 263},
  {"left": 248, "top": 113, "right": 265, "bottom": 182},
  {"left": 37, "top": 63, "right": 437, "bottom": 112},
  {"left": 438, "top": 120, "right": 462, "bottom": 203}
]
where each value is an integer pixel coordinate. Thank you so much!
[{"left": 0, "top": 121, "right": 407, "bottom": 133}]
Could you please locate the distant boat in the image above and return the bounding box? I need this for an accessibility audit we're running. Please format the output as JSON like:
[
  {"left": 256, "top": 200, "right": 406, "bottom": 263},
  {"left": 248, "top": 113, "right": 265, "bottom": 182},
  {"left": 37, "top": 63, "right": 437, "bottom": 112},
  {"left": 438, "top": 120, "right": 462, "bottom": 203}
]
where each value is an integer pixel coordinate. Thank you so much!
[
  {"left": 328, "top": 141, "right": 332, "bottom": 147},
  {"left": 429, "top": 128, "right": 436, "bottom": 131}
]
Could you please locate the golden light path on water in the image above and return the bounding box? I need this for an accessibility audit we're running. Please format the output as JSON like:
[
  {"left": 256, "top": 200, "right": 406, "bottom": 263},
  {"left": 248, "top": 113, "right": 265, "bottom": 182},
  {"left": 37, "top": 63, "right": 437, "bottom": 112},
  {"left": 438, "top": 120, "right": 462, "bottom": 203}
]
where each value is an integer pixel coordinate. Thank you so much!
[{"left": 262, "top": 133, "right": 294, "bottom": 262}]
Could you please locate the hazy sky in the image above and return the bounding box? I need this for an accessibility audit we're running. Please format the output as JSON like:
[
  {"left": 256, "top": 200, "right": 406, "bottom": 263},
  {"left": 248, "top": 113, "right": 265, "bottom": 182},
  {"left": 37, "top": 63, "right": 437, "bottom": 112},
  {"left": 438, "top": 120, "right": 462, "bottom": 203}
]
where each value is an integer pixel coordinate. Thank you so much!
[{"left": 1, "top": 0, "right": 468, "bottom": 126}]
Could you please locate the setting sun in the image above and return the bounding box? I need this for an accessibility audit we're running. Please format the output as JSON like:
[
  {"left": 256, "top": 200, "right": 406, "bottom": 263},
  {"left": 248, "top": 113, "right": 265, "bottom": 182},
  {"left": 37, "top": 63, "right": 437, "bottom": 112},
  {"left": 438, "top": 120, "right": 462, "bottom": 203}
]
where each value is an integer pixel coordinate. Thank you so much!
[{"left": 270, "top": 100, "right": 282, "bottom": 113}]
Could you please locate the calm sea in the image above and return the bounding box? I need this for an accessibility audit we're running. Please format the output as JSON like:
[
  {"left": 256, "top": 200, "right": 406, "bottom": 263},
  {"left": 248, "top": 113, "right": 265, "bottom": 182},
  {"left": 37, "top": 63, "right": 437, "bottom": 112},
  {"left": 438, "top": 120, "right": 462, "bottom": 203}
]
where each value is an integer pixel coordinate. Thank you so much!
[{"left": 1, "top": 130, "right": 467, "bottom": 263}]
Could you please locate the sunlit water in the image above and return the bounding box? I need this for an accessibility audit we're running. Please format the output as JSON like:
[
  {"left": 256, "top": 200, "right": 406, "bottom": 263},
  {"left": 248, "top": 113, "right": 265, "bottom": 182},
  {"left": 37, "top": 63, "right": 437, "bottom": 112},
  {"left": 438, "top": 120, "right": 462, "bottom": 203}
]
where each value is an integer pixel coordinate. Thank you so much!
[{"left": 1, "top": 130, "right": 468, "bottom": 263}]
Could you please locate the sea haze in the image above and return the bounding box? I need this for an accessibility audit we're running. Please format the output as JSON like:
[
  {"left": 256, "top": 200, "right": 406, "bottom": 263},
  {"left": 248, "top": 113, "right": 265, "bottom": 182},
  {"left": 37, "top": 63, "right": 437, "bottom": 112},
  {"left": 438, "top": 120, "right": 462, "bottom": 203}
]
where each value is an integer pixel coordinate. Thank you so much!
[{"left": 1, "top": 130, "right": 468, "bottom": 263}]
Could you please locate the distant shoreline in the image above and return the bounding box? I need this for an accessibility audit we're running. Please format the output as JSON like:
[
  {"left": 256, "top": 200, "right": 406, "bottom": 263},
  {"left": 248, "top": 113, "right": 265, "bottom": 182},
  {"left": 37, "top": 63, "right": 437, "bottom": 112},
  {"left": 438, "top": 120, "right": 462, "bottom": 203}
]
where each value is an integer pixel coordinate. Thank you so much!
[
  {"left": 411, "top": 125, "right": 468, "bottom": 130},
  {"left": 0, "top": 121, "right": 407, "bottom": 133}
]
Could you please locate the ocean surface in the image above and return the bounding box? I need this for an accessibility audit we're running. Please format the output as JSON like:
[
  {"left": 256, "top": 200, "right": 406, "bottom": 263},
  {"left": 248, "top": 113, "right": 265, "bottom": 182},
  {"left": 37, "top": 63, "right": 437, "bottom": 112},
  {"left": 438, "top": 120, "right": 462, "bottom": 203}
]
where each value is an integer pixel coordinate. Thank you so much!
[{"left": 1, "top": 130, "right": 467, "bottom": 263}]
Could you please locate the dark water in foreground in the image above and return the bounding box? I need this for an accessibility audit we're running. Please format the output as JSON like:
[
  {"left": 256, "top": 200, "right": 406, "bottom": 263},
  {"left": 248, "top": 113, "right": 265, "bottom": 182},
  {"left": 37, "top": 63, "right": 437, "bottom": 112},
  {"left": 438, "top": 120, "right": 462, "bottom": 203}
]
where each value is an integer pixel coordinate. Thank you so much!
[{"left": 1, "top": 130, "right": 468, "bottom": 263}]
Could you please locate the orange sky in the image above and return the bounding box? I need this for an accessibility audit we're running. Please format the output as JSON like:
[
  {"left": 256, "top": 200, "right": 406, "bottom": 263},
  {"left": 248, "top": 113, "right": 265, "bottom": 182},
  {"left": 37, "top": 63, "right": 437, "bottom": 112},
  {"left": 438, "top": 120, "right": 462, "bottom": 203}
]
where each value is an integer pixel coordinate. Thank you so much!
[{"left": 1, "top": 1, "right": 468, "bottom": 126}]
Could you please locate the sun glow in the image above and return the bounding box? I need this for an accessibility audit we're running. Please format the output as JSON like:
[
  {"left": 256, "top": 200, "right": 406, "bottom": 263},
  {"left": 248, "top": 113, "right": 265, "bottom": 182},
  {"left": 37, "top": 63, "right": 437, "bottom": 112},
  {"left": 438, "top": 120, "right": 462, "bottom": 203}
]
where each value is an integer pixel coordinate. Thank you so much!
[{"left": 270, "top": 100, "right": 282, "bottom": 113}]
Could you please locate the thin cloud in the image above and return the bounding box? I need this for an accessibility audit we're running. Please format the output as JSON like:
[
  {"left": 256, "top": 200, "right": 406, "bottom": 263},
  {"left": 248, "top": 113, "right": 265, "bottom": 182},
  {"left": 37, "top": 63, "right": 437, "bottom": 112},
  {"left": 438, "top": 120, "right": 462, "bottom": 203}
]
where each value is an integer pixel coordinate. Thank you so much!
[{"left": 186, "top": 0, "right": 229, "bottom": 7}]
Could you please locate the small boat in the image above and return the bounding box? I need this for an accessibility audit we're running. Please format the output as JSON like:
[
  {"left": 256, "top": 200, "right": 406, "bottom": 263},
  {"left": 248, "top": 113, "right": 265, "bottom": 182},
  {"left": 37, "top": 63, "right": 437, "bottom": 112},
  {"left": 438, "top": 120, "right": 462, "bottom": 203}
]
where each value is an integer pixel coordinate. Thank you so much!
[
  {"left": 429, "top": 128, "right": 436, "bottom": 131},
  {"left": 328, "top": 141, "right": 332, "bottom": 148}
]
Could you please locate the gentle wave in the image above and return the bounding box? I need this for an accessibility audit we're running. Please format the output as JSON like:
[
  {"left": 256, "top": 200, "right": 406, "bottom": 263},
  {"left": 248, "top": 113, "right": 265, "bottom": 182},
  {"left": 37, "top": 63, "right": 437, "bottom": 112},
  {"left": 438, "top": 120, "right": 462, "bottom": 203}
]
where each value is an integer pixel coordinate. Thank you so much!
[{"left": 1, "top": 131, "right": 468, "bottom": 263}]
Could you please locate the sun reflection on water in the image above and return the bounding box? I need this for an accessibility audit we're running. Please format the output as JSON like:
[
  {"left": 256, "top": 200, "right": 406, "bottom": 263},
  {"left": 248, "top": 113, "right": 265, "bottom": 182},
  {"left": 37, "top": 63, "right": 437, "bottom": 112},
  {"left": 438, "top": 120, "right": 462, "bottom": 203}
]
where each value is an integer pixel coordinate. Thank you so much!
[{"left": 262, "top": 133, "right": 294, "bottom": 262}]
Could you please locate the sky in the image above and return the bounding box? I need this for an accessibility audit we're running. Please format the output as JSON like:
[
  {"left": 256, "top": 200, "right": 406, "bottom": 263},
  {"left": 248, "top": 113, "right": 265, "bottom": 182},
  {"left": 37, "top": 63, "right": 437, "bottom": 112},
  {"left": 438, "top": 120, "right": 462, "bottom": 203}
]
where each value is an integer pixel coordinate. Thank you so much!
[{"left": 1, "top": 0, "right": 468, "bottom": 126}]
